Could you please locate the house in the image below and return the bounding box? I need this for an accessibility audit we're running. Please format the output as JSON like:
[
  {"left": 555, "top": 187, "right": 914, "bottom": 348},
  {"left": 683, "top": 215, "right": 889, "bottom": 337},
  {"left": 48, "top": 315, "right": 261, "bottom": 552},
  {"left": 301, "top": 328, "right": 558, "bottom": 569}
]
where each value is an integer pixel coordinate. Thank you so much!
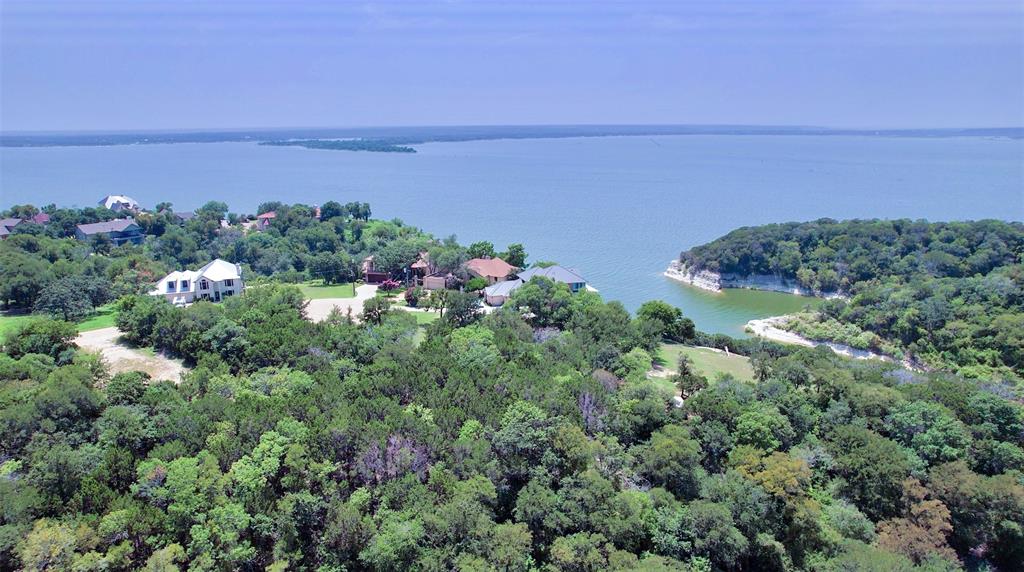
[
  {"left": 483, "top": 279, "right": 523, "bottom": 306},
  {"left": 465, "top": 257, "right": 516, "bottom": 285},
  {"left": 411, "top": 252, "right": 432, "bottom": 276},
  {"left": 0, "top": 218, "right": 22, "bottom": 240},
  {"left": 517, "top": 265, "right": 590, "bottom": 293},
  {"left": 255, "top": 211, "right": 276, "bottom": 230},
  {"left": 482, "top": 264, "right": 594, "bottom": 306},
  {"left": 422, "top": 272, "right": 455, "bottom": 291},
  {"left": 1, "top": 215, "right": 50, "bottom": 239},
  {"left": 150, "top": 259, "right": 244, "bottom": 305},
  {"left": 99, "top": 195, "right": 141, "bottom": 212},
  {"left": 75, "top": 218, "right": 144, "bottom": 245},
  {"left": 174, "top": 211, "right": 196, "bottom": 223},
  {"left": 361, "top": 256, "right": 389, "bottom": 284}
]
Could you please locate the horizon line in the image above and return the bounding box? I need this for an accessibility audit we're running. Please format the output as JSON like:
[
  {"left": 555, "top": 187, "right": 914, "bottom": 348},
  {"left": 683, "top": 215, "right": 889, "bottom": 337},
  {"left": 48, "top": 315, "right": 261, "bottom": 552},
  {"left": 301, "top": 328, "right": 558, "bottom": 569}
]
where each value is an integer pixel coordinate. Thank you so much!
[{"left": 3, "top": 122, "right": 1023, "bottom": 137}]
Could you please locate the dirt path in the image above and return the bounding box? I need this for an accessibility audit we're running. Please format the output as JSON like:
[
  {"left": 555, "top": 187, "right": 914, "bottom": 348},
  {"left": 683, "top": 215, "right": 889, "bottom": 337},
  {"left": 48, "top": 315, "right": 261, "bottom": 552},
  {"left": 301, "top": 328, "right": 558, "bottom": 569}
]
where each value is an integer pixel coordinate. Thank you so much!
[
  {"left": 306, "top": 284, "right": 379, "bottom": 322},
  {"left": 75, "top": 327, "right": 188, "bottom": 383}
]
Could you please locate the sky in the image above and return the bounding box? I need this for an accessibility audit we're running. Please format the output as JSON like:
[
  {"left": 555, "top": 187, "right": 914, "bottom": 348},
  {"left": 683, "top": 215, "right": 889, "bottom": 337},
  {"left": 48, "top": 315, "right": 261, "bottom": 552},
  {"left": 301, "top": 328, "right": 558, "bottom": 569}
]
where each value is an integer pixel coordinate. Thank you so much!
[{"left": 1, "top": 0, "right": 1022, "bottom": 132}]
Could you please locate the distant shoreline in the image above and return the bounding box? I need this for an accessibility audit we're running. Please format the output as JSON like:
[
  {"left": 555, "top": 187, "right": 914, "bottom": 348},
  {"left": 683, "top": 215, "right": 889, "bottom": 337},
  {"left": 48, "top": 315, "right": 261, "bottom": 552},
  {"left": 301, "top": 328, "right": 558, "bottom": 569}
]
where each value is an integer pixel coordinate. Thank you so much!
[{"left": 3, "top": 124, "right": 1021, "bottom": 150}]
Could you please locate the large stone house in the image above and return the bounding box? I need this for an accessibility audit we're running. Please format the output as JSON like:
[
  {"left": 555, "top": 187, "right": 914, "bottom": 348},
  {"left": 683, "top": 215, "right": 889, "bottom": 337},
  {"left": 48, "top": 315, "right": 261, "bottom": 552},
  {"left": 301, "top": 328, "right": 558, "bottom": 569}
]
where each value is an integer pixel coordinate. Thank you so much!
[{"left": 150, "top": 259, "right": 244, "bottom": 305}]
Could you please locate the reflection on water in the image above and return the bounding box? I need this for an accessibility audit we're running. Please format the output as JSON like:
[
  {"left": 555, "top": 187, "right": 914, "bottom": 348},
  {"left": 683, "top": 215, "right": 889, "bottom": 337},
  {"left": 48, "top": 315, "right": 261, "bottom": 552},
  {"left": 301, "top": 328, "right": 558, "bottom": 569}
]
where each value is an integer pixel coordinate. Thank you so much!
[{"left": 666, "top": 279, "right": 822, "bottom": 338}]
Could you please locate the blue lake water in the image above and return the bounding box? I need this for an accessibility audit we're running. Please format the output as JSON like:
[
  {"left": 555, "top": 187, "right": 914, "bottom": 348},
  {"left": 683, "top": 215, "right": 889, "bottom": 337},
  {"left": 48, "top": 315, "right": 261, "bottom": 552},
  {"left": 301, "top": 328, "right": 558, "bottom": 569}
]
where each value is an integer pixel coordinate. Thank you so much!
[{"left": 2, "top": 134, "right": 1022, "bottom": 335}]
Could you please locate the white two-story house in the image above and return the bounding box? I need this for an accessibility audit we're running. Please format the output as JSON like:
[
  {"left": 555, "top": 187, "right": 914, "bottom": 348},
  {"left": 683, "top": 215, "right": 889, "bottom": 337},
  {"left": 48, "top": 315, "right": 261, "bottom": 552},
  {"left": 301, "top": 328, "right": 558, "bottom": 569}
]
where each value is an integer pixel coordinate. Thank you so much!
[{"left": 150, "top": 259, "right": 244, "bottom": 305}]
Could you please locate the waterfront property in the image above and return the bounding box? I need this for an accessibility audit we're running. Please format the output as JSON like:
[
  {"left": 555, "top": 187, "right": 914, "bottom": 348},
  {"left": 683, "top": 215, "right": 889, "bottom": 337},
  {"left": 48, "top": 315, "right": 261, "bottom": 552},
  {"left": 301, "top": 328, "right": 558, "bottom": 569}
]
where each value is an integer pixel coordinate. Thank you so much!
[
  {"left": 75, "top": 218, "right": 145, "bottom": 245},
  {"left": 483, "top": 264, "right": 593, "bottom": 306},
  {"left": 517, "top": 264, "right": 590, "bottom": 292},
  {"left": 99, "top": 194, "right": 141, "bottom": 212},
  {"left": 466, "top": 257, "right": 516, "bottom": 285},
  {"left": 150, "top": 258, "right": 244, "bottom": 305},
  {"left": 483, "top": 278, "right": 523, "bottom": 306}
]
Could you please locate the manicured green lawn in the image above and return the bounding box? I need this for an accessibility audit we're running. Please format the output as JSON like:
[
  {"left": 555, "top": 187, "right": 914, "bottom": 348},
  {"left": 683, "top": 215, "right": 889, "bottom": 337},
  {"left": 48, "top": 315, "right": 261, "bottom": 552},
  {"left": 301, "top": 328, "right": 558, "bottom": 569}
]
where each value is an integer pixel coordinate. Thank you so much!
[
  {"left": 0, "top": 312, "right": 33, "bottom": 337},
  {"left": 298, "top": 280, "right": 355, "bottom": 299},
  {"left": 657, "top": 343, "right": 755, "bottom": 383},
  {"left": 412, "top": 311, "right": 440, "bottom": 325},
  {"left": 0, "top": 303, "right": 118, "bottom": 337},
  {"left": 77, "top": 304, "right": 117, "bottom": 332}
]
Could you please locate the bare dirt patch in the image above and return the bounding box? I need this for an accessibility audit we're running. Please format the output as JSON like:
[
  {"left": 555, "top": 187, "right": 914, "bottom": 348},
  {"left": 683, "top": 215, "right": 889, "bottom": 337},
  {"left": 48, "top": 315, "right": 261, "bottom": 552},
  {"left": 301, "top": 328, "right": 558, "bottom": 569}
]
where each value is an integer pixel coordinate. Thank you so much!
[{"left": 75, "top": 327, "right": 188, "bottom": 383}]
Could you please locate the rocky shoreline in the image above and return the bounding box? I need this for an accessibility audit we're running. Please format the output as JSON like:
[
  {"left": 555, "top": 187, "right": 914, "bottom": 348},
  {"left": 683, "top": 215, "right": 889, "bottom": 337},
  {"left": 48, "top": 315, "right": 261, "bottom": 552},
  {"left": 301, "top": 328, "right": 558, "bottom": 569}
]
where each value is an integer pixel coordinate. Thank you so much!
[
  {"left": 664, "top": 260, "right": 843, "bottom": 298},
  {"left": 744, "top": 315, "right": 893, "bottom": 362}
]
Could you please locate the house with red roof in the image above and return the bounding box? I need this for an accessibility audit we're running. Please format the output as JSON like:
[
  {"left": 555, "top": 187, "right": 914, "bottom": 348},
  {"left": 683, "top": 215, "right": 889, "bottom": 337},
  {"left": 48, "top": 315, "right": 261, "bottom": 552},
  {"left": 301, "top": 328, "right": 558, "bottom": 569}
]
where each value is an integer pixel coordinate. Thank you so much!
[
  {"left": 465, "top": 257, "right": 516, "bottom": 285},
  {"left": 255, "top": 211, "right": 276, "bottom": 230}
]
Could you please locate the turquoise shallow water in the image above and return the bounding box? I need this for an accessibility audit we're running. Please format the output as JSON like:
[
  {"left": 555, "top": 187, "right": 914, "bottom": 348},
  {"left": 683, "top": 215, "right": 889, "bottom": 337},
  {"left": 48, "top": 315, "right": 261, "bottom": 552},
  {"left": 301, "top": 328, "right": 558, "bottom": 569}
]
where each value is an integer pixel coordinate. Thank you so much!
[{"left": 2, "top": 134, "right": 1021, "bottom": 335}]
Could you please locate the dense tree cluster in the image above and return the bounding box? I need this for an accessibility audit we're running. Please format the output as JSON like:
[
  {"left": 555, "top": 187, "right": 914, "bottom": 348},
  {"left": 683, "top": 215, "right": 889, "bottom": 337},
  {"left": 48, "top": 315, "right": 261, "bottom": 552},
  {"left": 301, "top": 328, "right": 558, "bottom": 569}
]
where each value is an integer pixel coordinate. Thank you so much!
[
  {"left": 678, "top": 219, "right": 1024, "bottom": 379},
  {"left": 3, "top": 273, "right": 1023, "bottom": 570},
  {"left": 1, "top": 201, "right": 524, "bottom": 324}
]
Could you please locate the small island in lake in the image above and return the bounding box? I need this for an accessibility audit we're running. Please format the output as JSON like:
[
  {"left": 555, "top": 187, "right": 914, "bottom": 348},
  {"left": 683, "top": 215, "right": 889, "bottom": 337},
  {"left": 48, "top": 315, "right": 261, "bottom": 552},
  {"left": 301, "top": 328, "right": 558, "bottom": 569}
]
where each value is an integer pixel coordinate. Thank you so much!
[{"left": 259, "top": 139, "right": 417, "bottom": 153}]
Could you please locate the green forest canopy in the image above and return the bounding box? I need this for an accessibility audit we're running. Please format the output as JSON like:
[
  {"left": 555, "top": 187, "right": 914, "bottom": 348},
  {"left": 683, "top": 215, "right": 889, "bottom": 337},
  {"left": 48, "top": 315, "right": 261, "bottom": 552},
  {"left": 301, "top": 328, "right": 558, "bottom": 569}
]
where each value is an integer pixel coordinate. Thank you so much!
[{"left": 1, "top": 204, "right": 1023, "bottom": 570}]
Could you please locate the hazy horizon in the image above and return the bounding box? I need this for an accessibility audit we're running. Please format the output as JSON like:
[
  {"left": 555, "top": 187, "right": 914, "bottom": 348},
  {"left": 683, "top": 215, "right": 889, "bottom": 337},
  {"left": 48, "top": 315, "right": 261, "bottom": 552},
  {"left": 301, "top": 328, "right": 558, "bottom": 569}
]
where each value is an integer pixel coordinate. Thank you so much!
[
  {"left": 3, "top": 1, "right": 1022, "bottom": 132},
  {"left": 3, "top": 123, "right": 1022, "bottom": 138}
]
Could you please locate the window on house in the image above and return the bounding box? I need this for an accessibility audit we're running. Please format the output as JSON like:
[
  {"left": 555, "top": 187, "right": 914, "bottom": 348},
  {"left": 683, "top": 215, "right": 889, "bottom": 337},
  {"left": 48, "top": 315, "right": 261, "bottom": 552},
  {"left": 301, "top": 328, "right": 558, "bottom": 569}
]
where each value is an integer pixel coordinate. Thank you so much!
[
  {"left": 200, "top": 280, "right": 209, "bottom": 290},
  {"left": 167, "top": 281, "right": 176, "bottom": 292},
  {"left": 181, "top": 280, "right": 189, "bottom": 290},
  {"left": 225, "top": 279, "right": 234, "bottom": 287},
  {"left": 223, "top": 290, "right": 233, "bottom": 297}
]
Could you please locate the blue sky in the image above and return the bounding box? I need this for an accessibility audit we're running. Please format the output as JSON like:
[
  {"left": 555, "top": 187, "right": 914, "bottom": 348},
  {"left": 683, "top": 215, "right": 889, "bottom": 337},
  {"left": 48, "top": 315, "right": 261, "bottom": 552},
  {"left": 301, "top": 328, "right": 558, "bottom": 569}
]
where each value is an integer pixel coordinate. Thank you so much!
[{"left": 1, "top": 0, "right": 1022, "bottom": 131}]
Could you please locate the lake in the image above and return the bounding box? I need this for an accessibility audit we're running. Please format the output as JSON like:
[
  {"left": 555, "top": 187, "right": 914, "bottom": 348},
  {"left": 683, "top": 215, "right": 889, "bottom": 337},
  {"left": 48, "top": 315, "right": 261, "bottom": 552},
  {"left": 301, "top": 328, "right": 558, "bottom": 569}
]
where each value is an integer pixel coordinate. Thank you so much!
[{"left": 2, "top": 134, "right": 1021, "bottom": 335}]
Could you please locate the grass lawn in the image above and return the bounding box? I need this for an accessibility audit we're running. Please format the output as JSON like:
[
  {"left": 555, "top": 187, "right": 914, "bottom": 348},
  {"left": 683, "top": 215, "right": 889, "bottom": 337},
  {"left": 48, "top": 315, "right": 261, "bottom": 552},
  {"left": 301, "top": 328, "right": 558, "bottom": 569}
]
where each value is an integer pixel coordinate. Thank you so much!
[
  {"left": 0, "top": 312, "right": 33, "bottom": 337},
  {"left": 412, "top": 311, "right": 440, "bottom": 325},
  {"left": 657, "top": 343, "right": 755, "bottom": 383},
  {"left": 648, "top": 375, "right": 680, "bottom": 397},
  {"left": 1, "top": 304, "right": 118, "bottom": 337},
  {"left": 298, "top": 280, "right": 356, "bottom": 299},
  {"left": 77, "top": 304, "right": 117, "bottom": 332}
]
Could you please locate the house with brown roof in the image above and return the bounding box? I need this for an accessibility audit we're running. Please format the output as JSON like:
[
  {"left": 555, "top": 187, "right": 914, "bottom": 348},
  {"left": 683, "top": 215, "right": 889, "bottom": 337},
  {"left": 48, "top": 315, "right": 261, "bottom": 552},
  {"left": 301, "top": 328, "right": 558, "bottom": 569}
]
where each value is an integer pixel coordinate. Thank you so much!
[
  {"left": 255, "top": 211, "right": 276, "bottom": 230},
  {"left": 465, "top": 257, "right": 515, "bottom": 285},
  {"left": 411, "top": 252, "right": 432, "bottom": 276}
]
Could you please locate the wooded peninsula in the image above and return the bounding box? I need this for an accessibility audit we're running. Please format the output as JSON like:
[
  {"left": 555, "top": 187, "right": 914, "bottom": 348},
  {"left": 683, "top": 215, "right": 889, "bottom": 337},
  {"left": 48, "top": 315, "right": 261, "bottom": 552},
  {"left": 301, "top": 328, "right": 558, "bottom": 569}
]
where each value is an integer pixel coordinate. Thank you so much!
[{"left": 674, "top": 219, "right": 1023, "bottom": 381}]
